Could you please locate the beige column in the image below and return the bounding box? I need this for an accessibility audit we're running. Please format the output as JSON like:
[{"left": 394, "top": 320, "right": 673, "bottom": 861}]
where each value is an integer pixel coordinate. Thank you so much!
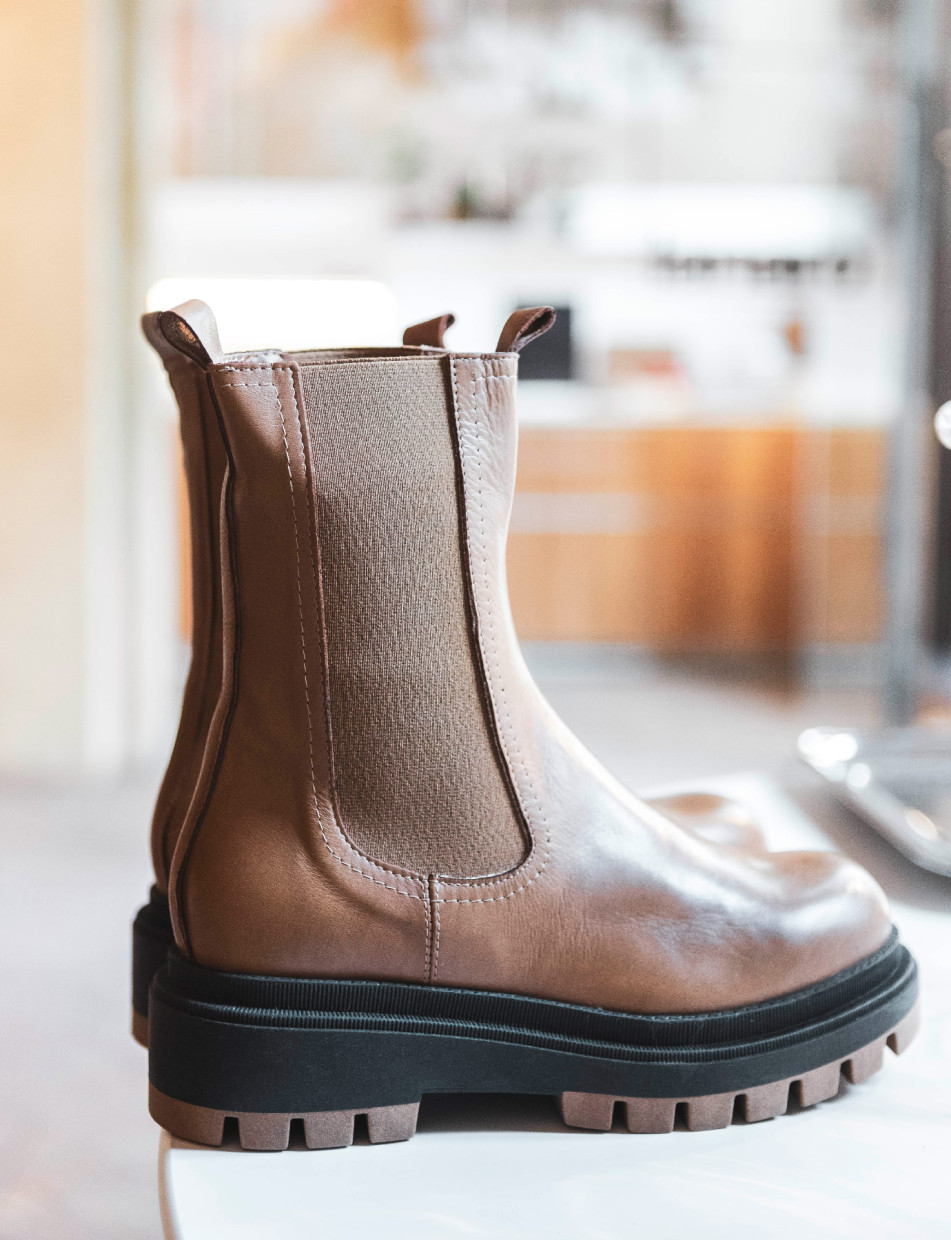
[{"left": 0, "top": 0, "right": 158, "bottom": 773}]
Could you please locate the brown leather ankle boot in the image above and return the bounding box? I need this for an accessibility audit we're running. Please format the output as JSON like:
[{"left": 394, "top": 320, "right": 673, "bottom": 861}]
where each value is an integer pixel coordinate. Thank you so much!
[
  {"left": 131, "top": 303, "right": 766, "bottom": 1044},
  {"left": 143, "top": 302, "right": 917, "bottom": 1151}
]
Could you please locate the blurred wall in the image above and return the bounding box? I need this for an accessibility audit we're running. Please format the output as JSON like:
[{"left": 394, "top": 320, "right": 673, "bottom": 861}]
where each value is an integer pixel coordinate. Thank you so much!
[{"left": 0, "top": 0, "right": 127, "bottom": 774}]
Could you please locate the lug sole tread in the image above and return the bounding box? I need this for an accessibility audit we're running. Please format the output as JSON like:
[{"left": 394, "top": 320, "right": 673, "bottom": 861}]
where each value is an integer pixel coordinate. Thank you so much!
[
  {"left": 149, "top": 1000, "right": 918, "bottom": 1149},
  {"left": 150, "top": 1084, "right": 420, "bottom": 1151},
  {"left": 562, "top": 1001, "right": 919, "bottom": 1133}
]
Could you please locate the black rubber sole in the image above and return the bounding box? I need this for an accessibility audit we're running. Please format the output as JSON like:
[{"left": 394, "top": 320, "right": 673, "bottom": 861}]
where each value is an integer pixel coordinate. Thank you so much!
[
  {"left": 132, "top": 889, "right": 173, "bottom": 1044},
  {"left": 145, "top": 927, "right": 918, "bottom": 1147}
]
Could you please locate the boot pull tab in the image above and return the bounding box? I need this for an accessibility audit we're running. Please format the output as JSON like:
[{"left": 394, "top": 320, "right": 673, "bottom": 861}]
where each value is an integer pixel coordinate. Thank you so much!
[
  {"left": 496, "top": 306, "right": 556, "bottom": 354},
  {"left": 140, "top": 311, "right": 181, "bottom": 365},
  {"left": 157, "top": 300, "right": 224, "bottom": 367},
  {"left": 403, "top": 313, "right": 455, "bottom": 349}
]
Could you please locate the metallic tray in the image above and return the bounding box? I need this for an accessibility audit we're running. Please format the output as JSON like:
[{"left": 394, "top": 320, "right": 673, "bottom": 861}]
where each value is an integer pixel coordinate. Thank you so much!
[{"left": 798, "top": 725, "right": 951, "bottom": 876}]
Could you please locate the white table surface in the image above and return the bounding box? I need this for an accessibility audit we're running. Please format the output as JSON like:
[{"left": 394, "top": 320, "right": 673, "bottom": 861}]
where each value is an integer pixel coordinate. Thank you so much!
[{"left": 159, "top": 771, "right": 951, "bottom": 1240}]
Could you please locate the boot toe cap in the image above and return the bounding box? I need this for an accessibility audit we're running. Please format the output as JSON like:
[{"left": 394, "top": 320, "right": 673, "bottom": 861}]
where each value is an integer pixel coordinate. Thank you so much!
[{"left": 764, "top": 848, "right": 893, "bottom": 995}]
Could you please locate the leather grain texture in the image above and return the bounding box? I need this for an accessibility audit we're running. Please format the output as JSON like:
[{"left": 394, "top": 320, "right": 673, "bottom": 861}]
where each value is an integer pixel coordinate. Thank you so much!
[
  {"left": 426, "top": 355, "right": 892, "bottom": 1009},
  {"left": 163, "top": 331, "right": 892, "bottom": 1017}
]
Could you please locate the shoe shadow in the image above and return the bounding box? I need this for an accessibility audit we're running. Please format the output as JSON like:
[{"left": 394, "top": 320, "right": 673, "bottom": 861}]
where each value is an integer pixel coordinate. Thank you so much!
[
  {"left": 411, "top": 1084, "right": 852, "bottom": 1140},
  {"left": 416, "top": 1093, "right": 568, "bottom": 1136}
]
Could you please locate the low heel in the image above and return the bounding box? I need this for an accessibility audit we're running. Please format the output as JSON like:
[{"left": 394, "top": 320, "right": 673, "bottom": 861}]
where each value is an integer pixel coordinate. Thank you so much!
[
  {"left": 149, "top": 1084, "right": 420, "bottom": 1151},
  {"left": 148, "top": 963, "right": 426, "bottom": 1150}
]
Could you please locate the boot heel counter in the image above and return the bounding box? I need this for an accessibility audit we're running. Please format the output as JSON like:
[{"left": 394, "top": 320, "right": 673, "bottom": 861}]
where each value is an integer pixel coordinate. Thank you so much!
[
  {"left": 142, "top": 316, "right": 226, "bottom": 893},
  {"left": 168, "top": 360, "right": 430, "bottom": 983}
]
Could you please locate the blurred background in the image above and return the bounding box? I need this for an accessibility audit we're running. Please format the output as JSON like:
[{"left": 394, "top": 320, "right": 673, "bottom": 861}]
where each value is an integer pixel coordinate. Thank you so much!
[{"left": 2, "top": 1, "right": 951, "bottom": 1237}]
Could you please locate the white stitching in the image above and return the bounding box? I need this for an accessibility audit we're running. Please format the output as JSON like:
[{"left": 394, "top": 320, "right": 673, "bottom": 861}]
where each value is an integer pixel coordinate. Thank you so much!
[
  {"left": 423, "top": 879, "right": 432, "bottom": 978},
  {"left": 430, "top": 876, "right": 440, "bottom": 982},
  {"left": 437, "top": 359, "right": 551, "bottom": 905}
]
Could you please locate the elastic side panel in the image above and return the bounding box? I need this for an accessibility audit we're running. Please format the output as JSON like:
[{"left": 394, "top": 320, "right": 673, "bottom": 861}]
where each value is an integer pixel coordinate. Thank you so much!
[{"left": 299, "top": 358, "right": 527, "bottom": 879}]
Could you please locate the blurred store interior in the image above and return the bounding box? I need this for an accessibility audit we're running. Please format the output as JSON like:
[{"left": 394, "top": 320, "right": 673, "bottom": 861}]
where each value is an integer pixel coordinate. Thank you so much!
[
  {"left": 6, "top": 0, "right": 951, "bottom": 778},
  {"left": 3, "top": 1, "right": 951, "bottom": 1236},
  {"left": 7, "top": 0, "right": 951, "bottom": 780}
]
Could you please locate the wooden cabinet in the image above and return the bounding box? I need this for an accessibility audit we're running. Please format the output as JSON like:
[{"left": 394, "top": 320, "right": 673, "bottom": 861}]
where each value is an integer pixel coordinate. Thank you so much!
[{"left": 507, "top": 424, "right": 884, "bottom": 653}]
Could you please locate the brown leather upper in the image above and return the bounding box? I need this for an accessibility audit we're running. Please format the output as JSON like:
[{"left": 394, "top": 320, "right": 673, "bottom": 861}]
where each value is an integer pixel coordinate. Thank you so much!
[
  {"left": 141, "top": 312, "right": 226, "bottom": 892},
  {"left": 143, "top": 315, "right": 495, "bottom": 894},
  {"left": 154, "top": 305, "right": 891, "bottom": 1016},
  {"left": 402, "top": 313, "right": 455, "bottom": 349},
  {"left": 143, "top": 308, "right": 765, "bottom": 898}
]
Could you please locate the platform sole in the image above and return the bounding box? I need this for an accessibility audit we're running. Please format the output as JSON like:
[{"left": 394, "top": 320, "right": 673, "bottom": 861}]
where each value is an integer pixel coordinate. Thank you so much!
[
  {"left": 147, "top": 932, "right": 918, "bottom": 1150},
  {"left": 150, "top": 1000, "right": 918, "bottom": 1149}
]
